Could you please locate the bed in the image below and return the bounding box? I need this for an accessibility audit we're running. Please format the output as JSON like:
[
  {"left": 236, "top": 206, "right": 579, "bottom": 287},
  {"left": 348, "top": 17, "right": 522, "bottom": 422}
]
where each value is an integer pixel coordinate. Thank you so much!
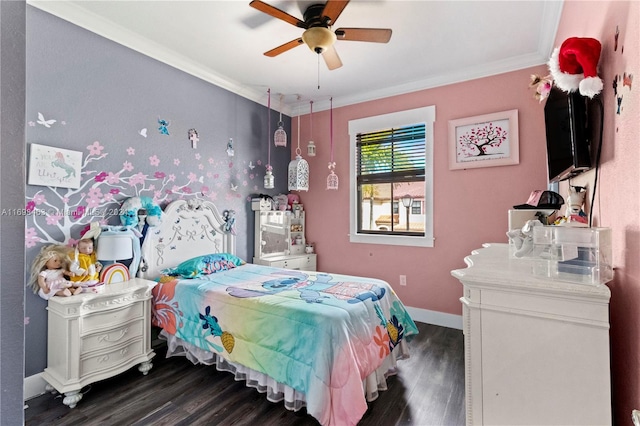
[{"left": 139, "top": 199, "right": 419, "bottom": 426}]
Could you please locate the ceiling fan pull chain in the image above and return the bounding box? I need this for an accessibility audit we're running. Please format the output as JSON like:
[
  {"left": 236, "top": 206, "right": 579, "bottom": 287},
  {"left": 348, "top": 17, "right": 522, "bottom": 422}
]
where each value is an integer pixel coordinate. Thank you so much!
[{"left": 317, "top": 54, "right": 321, "bottom": 90}]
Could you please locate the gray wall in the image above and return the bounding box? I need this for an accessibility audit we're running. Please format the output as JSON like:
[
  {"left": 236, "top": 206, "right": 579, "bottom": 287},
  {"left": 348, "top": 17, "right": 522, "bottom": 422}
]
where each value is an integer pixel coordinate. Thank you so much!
[
  {"left": 1, "top": 1, "right": 26, "bottom": 423},
  {"left": 25, "top": 6, "right": 291, "bottom": 376}
]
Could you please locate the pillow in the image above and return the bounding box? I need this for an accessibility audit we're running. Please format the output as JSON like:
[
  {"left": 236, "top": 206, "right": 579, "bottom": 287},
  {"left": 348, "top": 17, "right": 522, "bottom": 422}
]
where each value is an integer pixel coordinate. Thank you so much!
[{"left": 162, "top": 253, "right": 245, "bottom": 278}]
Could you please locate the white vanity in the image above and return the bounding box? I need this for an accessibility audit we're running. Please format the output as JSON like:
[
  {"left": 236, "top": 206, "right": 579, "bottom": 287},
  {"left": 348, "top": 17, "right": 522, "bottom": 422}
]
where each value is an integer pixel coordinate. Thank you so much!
[{"left": 252, "top": 204, "right": 316, "bottom": 271}]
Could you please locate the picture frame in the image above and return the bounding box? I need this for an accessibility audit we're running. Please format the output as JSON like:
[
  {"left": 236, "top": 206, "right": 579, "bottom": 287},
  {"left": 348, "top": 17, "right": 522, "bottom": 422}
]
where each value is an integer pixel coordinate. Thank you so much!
[
  {"left": 28, "top": 143, "right": 83, "bottom": 189},
  {"left": 448, "top": 109, "right": 519, "bottom": 170}
]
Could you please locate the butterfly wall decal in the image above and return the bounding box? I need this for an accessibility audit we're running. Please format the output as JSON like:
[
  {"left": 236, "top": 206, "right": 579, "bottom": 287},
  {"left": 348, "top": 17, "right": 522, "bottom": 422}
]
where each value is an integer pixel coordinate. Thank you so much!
[
  {"left": 36, "top": 112, "right": 56, "bottom": 128},
  {"left": 139, "top": 128, "right": 148, "bottom": 138}
]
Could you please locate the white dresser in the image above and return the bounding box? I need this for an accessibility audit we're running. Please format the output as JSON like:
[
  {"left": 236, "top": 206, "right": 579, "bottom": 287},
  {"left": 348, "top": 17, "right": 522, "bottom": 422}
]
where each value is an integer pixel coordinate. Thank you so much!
[
  {"left": 451, "top": 243, "right": 612, "bottom": 426},
  {"left": 42, "top": 278, "right": 156, "bottom": 408}
]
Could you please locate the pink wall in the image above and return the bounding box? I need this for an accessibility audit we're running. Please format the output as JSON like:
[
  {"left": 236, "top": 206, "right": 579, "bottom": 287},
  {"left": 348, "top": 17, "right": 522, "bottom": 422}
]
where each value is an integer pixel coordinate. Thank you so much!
[
  {"left": 553, "top": 2, "right": 639, "bottom": 424},
  {"left": 294, "top": 66, "right": 550, "bottom": 316},
  {"left": 295, "top": 3, "right": 640, "bottom": 420}
]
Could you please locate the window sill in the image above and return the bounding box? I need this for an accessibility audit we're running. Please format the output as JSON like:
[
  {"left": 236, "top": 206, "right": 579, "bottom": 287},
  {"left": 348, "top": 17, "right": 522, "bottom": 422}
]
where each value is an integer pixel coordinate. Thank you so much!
[{"left": 349, "top": 233, "right": 434, "bottom": 248}]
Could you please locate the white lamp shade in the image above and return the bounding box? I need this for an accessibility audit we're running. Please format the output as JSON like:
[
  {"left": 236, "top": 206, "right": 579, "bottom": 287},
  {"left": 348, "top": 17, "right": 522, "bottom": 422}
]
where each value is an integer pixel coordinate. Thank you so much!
[
  {"left": 97, "top": 236, "right": 133, "bottom": 262},
  {"left": 401, "top": 195, "right": 413, "bottom": 208}
]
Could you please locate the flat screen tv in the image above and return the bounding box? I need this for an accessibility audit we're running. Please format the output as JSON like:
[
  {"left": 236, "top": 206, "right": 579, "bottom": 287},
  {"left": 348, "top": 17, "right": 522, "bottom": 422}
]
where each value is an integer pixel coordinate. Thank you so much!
[{"left": 544, "top": 88, "right": 593, "bottom": 182}]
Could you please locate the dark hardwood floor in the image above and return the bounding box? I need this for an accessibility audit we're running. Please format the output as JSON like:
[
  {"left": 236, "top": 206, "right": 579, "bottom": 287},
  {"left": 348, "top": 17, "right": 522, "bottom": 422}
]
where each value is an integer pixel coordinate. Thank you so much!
[{"left": 25, "top": 322, "right": 465, "bottom": 426}]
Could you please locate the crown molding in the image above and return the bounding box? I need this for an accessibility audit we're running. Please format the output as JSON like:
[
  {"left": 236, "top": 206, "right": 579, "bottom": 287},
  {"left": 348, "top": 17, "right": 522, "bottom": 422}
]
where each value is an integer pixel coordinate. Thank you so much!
[{"left": 28, "top": 0, "right": 563, "bottom": 117}]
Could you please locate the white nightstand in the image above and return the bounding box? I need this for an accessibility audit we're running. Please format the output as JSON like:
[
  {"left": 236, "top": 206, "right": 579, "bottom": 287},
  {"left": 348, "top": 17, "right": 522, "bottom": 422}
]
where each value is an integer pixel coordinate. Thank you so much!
[{"left": 41, "top": 278, "right": 157, "bottom": 408}]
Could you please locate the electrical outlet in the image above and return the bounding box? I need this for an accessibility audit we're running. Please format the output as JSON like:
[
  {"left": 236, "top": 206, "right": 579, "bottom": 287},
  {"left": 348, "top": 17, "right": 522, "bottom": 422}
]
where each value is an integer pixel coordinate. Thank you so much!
[{"left": 399, "top": 275, "right": 407, "bottom": 286}]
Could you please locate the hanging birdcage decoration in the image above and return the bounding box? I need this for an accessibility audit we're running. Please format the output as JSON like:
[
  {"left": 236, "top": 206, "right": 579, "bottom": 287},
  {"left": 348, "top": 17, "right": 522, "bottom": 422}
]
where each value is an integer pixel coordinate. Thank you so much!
[
  {"left": 274, "top": 122, "right": 287, "bottom": 147},
  {"left": 327, "top": 162, "right": 338, "bottom": 190},
  {"left": 274, "top": 95, "right": 287, "bottom": 147},
  {"left": 326, "top": 97, "right": 338, "bottom": 190},
  {"left": 288, "top": 112, "right": 309, "bottom": 191}
]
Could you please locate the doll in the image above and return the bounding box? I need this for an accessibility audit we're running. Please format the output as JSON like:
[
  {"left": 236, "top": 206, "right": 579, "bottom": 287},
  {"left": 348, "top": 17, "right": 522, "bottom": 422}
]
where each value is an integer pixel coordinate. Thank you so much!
[
  {"left": 69, "top": 222, "right": 103, "bottom": 286},
  {"left": 69, "top": 238, "right": 102, "bottom": 285},
  {"left": 29, "top": 245, "right": 81, "bottom": 300}
]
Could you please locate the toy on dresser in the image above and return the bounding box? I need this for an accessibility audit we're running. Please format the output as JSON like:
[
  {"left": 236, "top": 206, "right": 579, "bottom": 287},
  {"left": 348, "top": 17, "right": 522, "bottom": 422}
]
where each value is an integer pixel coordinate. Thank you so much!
[
  {"left": 69, "top": 222, "right": 103, "bottom": 286},
  {"left": 29, "top": 245, "right": 81, "bottom": 300},
  {"left": 554, "top": 185, "right": 588, "bottom": 226}
]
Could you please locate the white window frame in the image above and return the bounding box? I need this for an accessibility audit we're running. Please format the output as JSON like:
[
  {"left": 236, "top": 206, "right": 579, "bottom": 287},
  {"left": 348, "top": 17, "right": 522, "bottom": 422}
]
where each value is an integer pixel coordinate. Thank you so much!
[{"left": 349, "top": 106, "right": 435, "bottom": 247}]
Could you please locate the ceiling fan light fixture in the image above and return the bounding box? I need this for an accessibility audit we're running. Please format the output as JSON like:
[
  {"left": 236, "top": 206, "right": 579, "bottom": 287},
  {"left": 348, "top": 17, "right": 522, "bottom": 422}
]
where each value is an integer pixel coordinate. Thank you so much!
[{"left": 302, "top": 27, "right": 336, "bottom": 54}]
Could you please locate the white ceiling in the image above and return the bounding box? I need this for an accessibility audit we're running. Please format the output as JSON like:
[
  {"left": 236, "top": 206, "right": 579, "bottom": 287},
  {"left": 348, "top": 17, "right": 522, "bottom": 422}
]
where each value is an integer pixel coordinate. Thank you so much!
[{"left": 28, "top": 0, "right": 563, "bottom": 114}]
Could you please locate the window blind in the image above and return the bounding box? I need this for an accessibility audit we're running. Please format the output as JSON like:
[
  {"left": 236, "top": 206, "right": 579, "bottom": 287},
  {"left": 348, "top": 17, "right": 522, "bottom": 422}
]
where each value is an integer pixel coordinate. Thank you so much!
[{"left": 356, "top": 124, "right": 426, "bottom": 184}]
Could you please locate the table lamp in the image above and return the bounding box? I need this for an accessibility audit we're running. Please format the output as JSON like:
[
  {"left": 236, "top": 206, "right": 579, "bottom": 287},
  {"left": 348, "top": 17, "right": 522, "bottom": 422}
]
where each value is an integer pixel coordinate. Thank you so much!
[{"left": 97, "top": 226, "right": 141, "bottom": 279}]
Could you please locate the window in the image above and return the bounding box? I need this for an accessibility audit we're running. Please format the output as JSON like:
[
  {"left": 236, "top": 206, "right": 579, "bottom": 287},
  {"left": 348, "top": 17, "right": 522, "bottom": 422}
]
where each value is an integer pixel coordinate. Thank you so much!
[
  {"left": 411, "top": 201, "right": 421, "bottom": 215},
  {"left": 349, "top": 106, "right": 435, "bottom": 247}
]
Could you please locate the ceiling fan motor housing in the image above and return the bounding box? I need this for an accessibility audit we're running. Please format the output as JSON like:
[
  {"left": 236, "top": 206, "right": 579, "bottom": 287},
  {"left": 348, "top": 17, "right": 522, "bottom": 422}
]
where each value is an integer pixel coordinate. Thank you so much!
[
  {"left": 302, "top": 4, "right": 336, "bottom": 53},
  {"left": 304, "top": 4, "right": 330, "bottom": 26}
]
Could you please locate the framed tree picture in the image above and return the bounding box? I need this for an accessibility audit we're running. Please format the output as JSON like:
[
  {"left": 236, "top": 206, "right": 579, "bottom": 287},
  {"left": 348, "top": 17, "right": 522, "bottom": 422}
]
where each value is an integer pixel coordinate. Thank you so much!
[{"left": 448, "top": 109, "right": 519, "bottom": 170}]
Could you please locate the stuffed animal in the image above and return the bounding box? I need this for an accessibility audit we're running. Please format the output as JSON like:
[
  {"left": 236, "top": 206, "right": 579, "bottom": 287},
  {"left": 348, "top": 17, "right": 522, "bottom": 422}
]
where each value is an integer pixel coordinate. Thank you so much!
[
  {"left": 287, "top": 193, "right": 300, "bottom": 209},
  {"left": 507, "top": 219, "right": 543, "bottom": 258},
  {"left": 120, "top": 196, "right": 163, "bottom": 228}
]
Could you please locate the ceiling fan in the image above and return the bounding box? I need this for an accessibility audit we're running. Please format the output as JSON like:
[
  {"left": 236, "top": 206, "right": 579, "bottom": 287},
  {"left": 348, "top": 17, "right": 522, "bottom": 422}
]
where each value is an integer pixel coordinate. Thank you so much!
[{"left": 249, "top": 0, "right": 392, "bottom": 70}]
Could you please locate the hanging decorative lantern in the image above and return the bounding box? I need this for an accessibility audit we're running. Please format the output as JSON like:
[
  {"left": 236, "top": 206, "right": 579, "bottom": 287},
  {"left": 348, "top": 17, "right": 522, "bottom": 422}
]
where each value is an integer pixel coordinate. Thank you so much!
[
  {"left": 288, "top": 153, "right": 309, "bottom": 191},
  {"left": 327, "top": 97, "right": 338, "bottom": 190},
  {"left": 307, "top": 100, "right": 316, "bottom": 157},
  {"left": 274, "top": 95, "right": 287, "bottom": 147},
  {"left": 288, "top": 111, "right": 309, "bottom": 191},
  {"left": 264, "top": 166, "right": 275, "bottom": 189},
  {"left": 307, "top": 141, "right": 316, "bottom": 157},
  {"left": 264, "top": 89, "right": 275, "bottom": 189}
]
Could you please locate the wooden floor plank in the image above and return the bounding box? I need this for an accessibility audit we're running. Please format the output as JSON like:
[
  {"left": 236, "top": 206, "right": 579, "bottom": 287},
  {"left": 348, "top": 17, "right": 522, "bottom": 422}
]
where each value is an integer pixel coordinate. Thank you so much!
[{"left": 25, "top": 322, "right": 465, "bottom": 425}]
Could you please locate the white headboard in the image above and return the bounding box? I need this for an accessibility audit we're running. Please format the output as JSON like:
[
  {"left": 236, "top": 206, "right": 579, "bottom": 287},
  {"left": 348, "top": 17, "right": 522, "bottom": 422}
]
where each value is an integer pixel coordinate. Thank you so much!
[{"left": 138, "top": 199, "right": 236, "bottom": 280}]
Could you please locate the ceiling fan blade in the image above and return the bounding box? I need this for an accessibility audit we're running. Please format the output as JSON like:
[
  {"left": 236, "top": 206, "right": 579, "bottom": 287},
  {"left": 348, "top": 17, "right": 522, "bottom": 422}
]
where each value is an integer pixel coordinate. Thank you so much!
[
  {"left": 322, "top": 45, "right": 343, "bottom": 70},
  {"left": 264, "top": 38, "right": 304, "bottom": 57},
  {"left": 322, "top": 0, "right": 350, "bottom": 25},
  {"left": 249, "top": 0, "right": 306, "bottom": 28},
  {"left": 335, "top": 28, "right": 392, "bottom": 43}
]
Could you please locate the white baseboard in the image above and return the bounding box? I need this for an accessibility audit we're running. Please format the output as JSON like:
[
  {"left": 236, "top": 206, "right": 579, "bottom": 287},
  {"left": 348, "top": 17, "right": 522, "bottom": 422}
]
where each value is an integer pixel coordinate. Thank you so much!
[
  {"left": 24, "top": 372, "right": 48, "bottom": 402},
  {"left": 405, "top": 306, "right": 463, "bottom": 330}
]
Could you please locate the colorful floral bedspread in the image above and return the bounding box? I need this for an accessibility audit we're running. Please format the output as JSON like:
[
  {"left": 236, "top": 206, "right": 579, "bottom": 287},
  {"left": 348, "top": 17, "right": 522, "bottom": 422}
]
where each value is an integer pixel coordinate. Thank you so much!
[{"left": 151, "top": 263, "right": 418, "bottom": 426}]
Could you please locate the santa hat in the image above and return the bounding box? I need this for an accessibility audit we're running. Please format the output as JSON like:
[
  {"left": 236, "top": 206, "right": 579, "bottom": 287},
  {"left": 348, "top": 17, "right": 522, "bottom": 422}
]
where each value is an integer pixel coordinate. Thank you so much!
[{"left": 548, "top": 37, "right": 603, "bottom": 98}]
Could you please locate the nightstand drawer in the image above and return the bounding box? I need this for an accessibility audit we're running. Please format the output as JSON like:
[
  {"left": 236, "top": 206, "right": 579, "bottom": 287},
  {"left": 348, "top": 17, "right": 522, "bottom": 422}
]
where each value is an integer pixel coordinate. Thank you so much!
[
  {"left": 81, "top": 319, "right": 144, "bottom": 354},
  {"left": 81, "top": 303, "right": 144, "bottom": 334},
  {"left": 81, "top": 338, "right": 144, "bottom": 376}
]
